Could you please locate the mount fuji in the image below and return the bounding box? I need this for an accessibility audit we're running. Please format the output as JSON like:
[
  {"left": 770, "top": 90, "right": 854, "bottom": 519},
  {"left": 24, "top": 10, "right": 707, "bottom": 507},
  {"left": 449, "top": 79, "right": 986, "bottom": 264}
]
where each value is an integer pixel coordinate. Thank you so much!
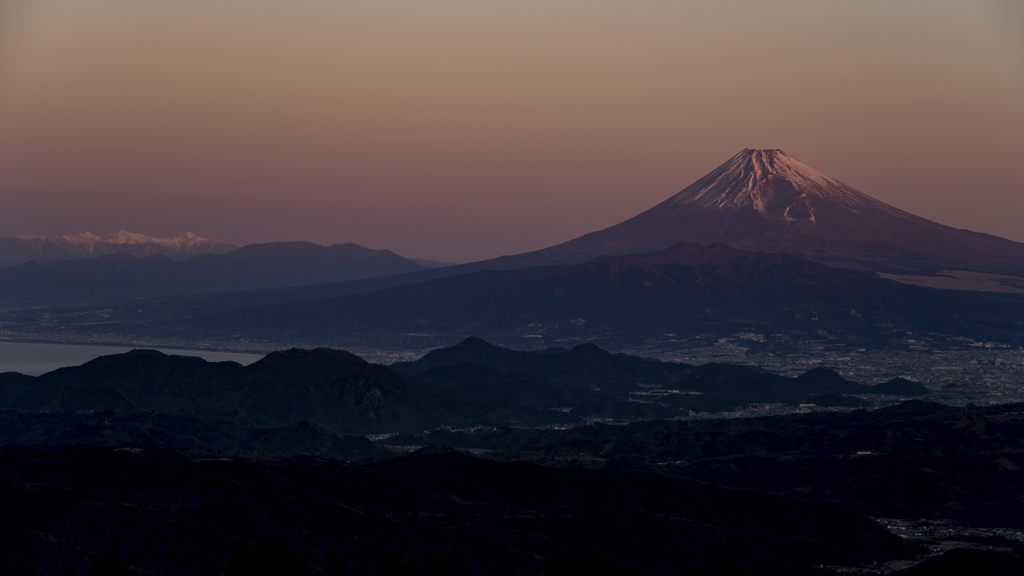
[{"left": 483, "top": 149, "right": 1024, "bottom": 276}]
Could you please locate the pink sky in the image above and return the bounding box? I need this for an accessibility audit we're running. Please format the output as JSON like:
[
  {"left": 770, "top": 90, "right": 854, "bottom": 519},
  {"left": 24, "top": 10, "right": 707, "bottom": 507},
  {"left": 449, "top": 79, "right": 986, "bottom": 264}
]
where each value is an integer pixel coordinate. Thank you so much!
[{"left": 1, "top": 1, "right": 1022, "bottom": 263}]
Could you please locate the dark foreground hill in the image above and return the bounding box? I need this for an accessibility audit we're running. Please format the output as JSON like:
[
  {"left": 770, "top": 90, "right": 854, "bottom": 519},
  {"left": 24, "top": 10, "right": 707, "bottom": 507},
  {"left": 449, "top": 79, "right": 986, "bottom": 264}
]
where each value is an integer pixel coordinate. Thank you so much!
[
  {"left": 0, "top": 347, "right": 576, "bottom": 434},
  {"left": 394, "top": 336, "right": 699, "bottom": 392},
  {"left": 395, "top": 338, "right": 934, "bottom": 414},
  {"left": 386, "top": 401, "right": 1024, "bottom": 528},
  {"left": 0, "top": 241, "right": 425, "bottom": 303},
  {"left": 0, "top": 445, "right": 912, "bottom": 576},
  {"left": 0, "top": 340, "right": 935, "bottom": 437}
]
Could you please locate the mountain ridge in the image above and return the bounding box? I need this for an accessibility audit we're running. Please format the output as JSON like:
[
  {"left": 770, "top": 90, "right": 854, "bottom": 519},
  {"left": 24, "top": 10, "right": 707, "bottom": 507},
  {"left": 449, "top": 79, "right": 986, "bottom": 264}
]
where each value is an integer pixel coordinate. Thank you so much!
[
  {"left": 10, "top": 240, "right": 1019, "bottom": 351},
  {"left": 165, "top": 241, "right": 1023, "bottom": 350},
  {"left": 0, "top": 241, "right": 428, "bottom": 302},
  {"left": 0, "top": 230, "right": 237, "bottom": 268},
  {"left": 0, "top": 338, "right": 940, "bottom": 437}
]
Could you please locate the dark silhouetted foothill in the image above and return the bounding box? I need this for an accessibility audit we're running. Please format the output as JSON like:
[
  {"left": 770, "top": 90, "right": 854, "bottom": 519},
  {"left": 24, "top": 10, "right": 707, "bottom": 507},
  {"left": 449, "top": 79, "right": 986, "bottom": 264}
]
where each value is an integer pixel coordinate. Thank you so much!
[
  {"left": 0, "top": 346, "right": 578, "bottom": 435},
  {"left": 408, "top": 444, "right": 462, "bottom": 456},
  {"left": 0, "top": 338, "right": 950, "bottom": 446},
  {"left": 865, "top": 377, "right": 930, "bottom": 396},
  {"left": 804, "top": 393, "right": 873, "bottom": 408}
]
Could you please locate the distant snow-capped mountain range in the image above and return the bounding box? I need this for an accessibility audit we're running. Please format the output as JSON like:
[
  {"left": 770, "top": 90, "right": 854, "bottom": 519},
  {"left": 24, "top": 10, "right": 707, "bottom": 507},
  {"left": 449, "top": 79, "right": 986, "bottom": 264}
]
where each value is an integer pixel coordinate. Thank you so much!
[
  {"left": 6, "top": 149, "right": 1024, "bottom": 277},
  {"left": 0, "top": 231, "right": 238, "bottom": 268}
]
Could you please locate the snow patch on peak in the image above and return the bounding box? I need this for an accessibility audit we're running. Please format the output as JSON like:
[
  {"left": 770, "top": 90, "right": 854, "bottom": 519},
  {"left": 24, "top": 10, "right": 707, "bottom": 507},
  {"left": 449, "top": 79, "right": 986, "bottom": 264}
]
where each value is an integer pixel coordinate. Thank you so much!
[
  {"left": 102, "top": 231, "right": 162, "bottom": 245},
  {"left": 1, "top": 231, "right": 238, "bottom": 267},
  {"left": 167, "top": 232, "right": 218, "bottom": 249},
  {"left": 90, "top": 230, "right": 220, "bottom": 249},
  {"left": 13, "top": 232, "right": 104, "bottom": 248},
  {"left": 13, "top": 231, "right": 216, "bottom": 247}
]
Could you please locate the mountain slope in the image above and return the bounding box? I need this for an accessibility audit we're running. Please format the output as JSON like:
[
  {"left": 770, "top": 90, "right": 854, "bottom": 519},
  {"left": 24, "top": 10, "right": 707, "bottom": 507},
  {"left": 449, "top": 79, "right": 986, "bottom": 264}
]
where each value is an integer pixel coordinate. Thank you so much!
[
  {"left": 476, "top": 149, "right": 1024, "bottom": 275},
  {"left": 0, "top": 231, "right": 237, "bottom": 267},
  {"left": 0, "top": 241, "right": 427, "bottom": 302},
  {"left": 175, "top": 242, "right": 1024, "bottom": 349},
  {"left": 394, "top": 336, "right": 698, "bottom": 393}
]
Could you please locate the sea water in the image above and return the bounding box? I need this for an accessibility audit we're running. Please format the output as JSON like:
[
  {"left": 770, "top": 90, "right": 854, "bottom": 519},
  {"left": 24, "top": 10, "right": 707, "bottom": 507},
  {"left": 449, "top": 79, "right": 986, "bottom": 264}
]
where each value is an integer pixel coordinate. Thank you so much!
[{"left": 0, "top": 341, "right": 261, "bottom": 376}]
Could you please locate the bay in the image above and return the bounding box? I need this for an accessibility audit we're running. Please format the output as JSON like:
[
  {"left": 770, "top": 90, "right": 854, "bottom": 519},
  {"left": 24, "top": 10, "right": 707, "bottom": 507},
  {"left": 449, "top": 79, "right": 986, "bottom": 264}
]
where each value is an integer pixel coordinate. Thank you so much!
[{"left": 0, "top": 341, "right": 261, "bottom": 376}]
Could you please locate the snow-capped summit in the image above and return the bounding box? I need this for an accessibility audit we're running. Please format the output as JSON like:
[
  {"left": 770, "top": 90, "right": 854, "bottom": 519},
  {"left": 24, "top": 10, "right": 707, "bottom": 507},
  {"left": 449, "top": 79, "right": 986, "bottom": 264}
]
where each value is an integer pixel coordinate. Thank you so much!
[
  {"left": 484, "top": 148, "right": 1024, "bottom": 275},
  {"left": 667, "top": 149, "right": 904, "bottom": 222},
  {"left": 93, "top": 230, "right": 220, "bottom": 250},
  {"left": 101, "top": 230, "right": 163, "bottom": 245},
  {"left": 0, "top": 231, "right": 238, "bottom": 268}
]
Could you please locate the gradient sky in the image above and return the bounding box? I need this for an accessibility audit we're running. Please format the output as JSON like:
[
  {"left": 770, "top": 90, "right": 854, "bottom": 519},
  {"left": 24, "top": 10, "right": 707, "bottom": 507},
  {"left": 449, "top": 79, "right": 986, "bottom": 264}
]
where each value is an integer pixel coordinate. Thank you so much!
[{"left": 1, "top": 1, "right": 1022, "bottom": 263}]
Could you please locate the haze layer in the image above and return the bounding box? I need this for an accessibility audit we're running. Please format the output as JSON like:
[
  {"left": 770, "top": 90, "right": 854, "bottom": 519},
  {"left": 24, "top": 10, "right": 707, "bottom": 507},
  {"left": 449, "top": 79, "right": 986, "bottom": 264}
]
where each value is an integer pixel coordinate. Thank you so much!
[{"left": 1, "top": 0, "right": 1022, "bottom": 262}]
